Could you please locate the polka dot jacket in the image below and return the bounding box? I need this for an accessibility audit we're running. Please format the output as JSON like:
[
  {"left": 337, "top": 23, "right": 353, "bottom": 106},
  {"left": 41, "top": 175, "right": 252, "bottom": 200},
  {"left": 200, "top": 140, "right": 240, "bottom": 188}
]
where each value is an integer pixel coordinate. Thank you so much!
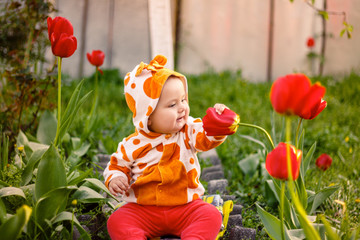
[{"left": 103, "top": 55, "right": 226, "bottom": 206}]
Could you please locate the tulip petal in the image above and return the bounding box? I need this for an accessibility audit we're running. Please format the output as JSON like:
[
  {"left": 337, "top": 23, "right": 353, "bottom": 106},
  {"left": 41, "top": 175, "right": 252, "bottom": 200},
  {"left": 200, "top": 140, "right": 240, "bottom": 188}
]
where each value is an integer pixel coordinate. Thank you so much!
[
  {"left": 295, "top": 82, "right": 326, "bottom": 119},
  {"left": 287, "top": 74, "right": 311, "bottom": 110},
  {"left": 47, "top": 17, "right": 53, "bottom": 40},
  {"left": 270, "top": 74, "right": 311, "bottom": 115},
  {"left": 52, "top": 33, "right": 77, "bottom": 58},
  {"left": 87, "top": 52, "right": 92, "bottom": 63},
  {"left": 53, "top": 17, "right": 74, "bottom": 36},
  {"left": 270, "top": 76, "right": 291, "bottom": 114}
]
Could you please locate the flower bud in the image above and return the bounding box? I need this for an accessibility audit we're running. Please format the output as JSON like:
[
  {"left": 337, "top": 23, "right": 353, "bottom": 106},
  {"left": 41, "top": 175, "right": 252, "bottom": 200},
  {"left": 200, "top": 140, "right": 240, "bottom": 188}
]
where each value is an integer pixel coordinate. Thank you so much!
[
  {"left": 87, "top": 50, "right": 105, "bottom": 67},
  {"left": 315, "top": 153, "right": 332, "bottom": 171}
]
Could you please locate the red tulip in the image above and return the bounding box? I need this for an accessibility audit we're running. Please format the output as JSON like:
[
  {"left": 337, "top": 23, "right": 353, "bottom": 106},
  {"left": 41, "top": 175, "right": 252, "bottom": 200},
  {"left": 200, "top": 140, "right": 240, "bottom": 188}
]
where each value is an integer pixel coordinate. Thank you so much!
[
  {"left": 315, "top": 153, "right": 332, "bottom": 171},
  {"left": 47, "top": 16, "right": 73, "bottom": 40},
  {"left": 202, "top": 107, "right": 240, "bottom": 136},
  {"left": 270, "top": 73, "right": 327, "bottom": 120},
  {"left": 307, "top": 37, "right": 315, "bottom": 48},
  {"left": 87, "top": 50, "right": 105, "bottom": 67},
  {"left": 47, "top": 16, "right": 77, "bottom": 58},
  {"left": 265, "top": 142, "right": 302, "bottom": 180}
]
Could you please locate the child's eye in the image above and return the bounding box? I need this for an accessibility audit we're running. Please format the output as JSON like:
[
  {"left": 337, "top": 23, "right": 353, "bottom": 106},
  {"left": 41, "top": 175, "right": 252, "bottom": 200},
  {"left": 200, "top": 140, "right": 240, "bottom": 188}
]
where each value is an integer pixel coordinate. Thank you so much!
[{"left": 169, "top": 103, "right": 176, "bottom": 108}]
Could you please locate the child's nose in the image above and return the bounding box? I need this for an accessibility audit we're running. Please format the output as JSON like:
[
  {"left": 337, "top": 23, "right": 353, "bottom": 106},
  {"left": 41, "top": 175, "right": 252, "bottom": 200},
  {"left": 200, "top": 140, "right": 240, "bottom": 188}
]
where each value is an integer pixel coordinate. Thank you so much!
[{"left": 178, "top": 102, "right": 186, "bottom": 112}]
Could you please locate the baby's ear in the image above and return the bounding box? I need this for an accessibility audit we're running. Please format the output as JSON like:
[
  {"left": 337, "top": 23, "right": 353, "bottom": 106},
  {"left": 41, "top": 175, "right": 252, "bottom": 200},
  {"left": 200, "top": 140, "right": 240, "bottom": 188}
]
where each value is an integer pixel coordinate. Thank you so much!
[{"left": 147, "top": 118, "right": 152, "bottom": 126}]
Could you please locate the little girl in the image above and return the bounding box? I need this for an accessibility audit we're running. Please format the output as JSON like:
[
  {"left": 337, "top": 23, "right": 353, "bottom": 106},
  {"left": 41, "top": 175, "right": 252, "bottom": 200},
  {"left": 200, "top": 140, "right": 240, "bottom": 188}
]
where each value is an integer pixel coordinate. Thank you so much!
[{"left": 104, "top": 55, "right": 230, "bottom": 240}]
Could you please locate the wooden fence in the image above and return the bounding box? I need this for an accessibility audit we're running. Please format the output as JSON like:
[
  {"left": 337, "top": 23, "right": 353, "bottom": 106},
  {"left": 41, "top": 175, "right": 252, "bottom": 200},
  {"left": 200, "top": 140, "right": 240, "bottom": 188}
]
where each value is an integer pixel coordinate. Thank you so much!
[{"left": 52, "top": 0, "right": 360, "bottom": 82}]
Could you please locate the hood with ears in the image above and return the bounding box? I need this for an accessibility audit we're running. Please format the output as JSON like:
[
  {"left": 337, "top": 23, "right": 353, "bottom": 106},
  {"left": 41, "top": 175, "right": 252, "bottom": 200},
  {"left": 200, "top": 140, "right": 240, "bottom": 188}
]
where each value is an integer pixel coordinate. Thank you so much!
[{"left": 124, "top": 55, "right": 188, "bottom": 133}]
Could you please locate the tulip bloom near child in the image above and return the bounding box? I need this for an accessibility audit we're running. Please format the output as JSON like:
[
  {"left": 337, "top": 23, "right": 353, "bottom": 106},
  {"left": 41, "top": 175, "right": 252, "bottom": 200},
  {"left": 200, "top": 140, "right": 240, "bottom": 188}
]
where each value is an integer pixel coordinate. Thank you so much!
[
  {"left": 270, "top": 73, "right": 326, "bottom": 120},
  {"left": 203, "top": 72, "right": 331, "bottom": 240},
  {"left": 202, "top": 108, "right": 240, "bottom": 136},
  {"left": 265, "top": 143, "right": 302, "bottom": 181}
]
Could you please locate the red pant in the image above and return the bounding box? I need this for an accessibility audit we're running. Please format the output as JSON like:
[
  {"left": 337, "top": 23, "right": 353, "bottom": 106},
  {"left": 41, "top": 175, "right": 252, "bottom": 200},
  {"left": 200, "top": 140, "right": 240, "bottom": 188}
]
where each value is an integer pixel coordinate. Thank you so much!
[{"left": 107, "top": 199, "right": 222, "bottom": 240}]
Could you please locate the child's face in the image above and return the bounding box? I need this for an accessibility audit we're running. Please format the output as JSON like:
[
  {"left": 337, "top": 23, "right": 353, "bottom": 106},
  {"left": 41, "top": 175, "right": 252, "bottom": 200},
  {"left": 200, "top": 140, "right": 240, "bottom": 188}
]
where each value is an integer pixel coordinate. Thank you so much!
[{"left": 148, "top": 76, "right": 189, "bottom": 134}]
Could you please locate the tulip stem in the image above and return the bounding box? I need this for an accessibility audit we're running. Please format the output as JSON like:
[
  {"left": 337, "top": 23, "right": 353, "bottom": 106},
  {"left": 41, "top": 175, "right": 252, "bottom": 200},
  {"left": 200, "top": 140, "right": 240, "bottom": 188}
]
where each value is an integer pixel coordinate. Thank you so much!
[
  {"left": 280, "top": 181, "right": 286, "bottom": 240},
  {"left": 295, "top": 118, "right": 303, "bottom": 149},
  {"left": 89, "top": 67, "right": 98, "bottom": 119},
  {"left": 84, "top": 67, "right": 99, "bottom": 141},
  {"left": 315, "top": 173, "right": 323, "bottom": 193},
  {"left": 54, "top": 57, "right": 62, "bottom": 146},
  {"left": 238, "top": 123, "right": 275, "bottom": 149},
  {"left": 286, "top": 117, "right": 293, "bottom": 181},
  {"left": 285, "top": 117, "right": 321, "bottom": 239}
]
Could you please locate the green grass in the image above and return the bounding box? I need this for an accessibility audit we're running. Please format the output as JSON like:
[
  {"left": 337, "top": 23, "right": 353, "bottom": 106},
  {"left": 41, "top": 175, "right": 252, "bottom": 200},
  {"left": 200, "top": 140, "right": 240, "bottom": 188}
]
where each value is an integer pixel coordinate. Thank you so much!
[{"left": 64, "top": 69, "right": 360, "bottom": 238}]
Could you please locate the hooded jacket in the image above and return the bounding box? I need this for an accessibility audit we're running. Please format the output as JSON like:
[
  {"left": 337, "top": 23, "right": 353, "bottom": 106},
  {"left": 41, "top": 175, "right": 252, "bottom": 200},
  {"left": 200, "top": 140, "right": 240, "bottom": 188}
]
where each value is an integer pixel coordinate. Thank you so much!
[{"left": 103, "top": 55, "right": 226, "bottom": 206}]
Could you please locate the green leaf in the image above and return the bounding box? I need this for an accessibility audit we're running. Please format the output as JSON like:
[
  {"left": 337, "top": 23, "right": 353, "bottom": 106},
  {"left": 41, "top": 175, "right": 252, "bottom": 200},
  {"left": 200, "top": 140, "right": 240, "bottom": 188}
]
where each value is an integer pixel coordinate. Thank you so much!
[
  {"left": 35, "top": 145, "right": 67, "bottom": 201},
  {"left": 20, "top": 184, "right": 35, "bottom": 196},
  {"left": 340, "top": 29, "right": 346, "bottom": 37},
  {"left": 21, "top": 147, "right": 48, "bottom": 185},
  {"left": 0, "top": 205, "right": 32, "bottom": 240},
  {"left": 0, "top": 187, "right": 26, "bottom": 199},
  {"left": 67, "top": 169, "right": 93, "bottom": 185},
  {"left": 27, "top": 141, "right": 49, "bottom": 152},
  {"left": 72, "top": 186, "right": 107, "bottom": 203},
  {"left": 288, "top": 229, "right": 305, "bottom": 240},
  {"left": 238, "top": 153, "right": 260, "bottom": 176},
  {"left": 0, "top": 198, "right": 6, "bottom": 224},
  {"left": 296, "top": 175, "right": 308, "bottom": 211},
  {"left": 16, "top": 131, "right": 32, "bottom": 159},
  {"left": 319, "top": 215, "right": 341, "bottom": 240},
  {"left": 72, "top": 142, "right": 91, "bottom": 157},
  {"left": 55, "top": 79, "right": 92, "bottom": 145},
  {"left": 53, "top": 212, "right": 91, "bottom": 240},
  {"left": 265, "top": 179, "right": 300, "bottom": 229},
  {"left": 36, "top": 110, "right": 57, "bottom": 145},
  {"left": 301, "top": 142, "right": 316, "bottom": 179},
  {"left": 307, "top": 185, "right": 340, "bottom": 214},
  {"left": 319, "top": 11, "right": 329, "bottom": 20},
  {"left": 1, "top": 132, "right": 9, "bottom": 171},
  {"left": 256, "top": 203, "right": 291, "bottom": 240},
  {"left": 34, "top": 186, "right": 76, "bottom": 229},
  {"left": 0, "top": 179, "right": 10, "bottom": 187},
  {"left": 82, "top": 178, "right": 118, "bottom": 202},
  {"left": 239, "top": 134, "right": 267, "bottom": 149}
]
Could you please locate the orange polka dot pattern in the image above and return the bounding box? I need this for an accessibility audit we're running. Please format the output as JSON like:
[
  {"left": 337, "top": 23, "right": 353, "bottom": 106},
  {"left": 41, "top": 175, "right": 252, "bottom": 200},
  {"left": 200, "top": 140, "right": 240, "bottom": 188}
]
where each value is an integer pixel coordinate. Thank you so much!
[
  {"left": 103, "top": 55, "right": 227, "bottom": 206},
  {"left": 103, "top": 117, "right": 227, "bottom": 206}
]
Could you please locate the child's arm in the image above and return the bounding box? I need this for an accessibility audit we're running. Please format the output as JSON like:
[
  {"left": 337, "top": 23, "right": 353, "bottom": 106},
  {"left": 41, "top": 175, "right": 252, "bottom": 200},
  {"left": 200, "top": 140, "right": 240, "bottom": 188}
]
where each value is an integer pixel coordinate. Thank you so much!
[{"left": 103, "top": 141, "right": 133, "bottom": 196}]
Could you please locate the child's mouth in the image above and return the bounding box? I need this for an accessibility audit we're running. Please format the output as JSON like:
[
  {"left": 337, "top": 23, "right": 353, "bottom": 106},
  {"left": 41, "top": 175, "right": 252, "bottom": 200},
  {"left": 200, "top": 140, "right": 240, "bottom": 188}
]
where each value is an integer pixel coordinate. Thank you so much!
[{"left": 177, "top": 116, "right": 184, "bottom": 122}]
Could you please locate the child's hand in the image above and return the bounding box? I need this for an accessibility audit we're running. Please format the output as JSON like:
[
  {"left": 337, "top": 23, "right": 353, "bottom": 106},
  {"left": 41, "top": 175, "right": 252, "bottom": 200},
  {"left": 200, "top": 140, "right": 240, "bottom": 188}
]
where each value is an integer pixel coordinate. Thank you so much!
[
  {"left": 109, "top": 176, "right": 130, "bottom": 196},
  {"left": 213, "top": 103, "right": 229, "bottom": 115}
]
